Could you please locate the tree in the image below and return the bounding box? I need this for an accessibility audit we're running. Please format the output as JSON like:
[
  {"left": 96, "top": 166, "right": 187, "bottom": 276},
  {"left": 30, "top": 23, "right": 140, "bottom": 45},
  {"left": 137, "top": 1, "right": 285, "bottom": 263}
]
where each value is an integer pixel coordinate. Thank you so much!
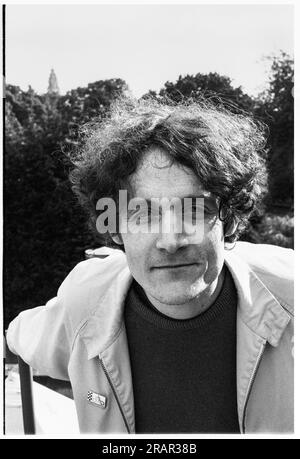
[
  {"left": 57, "top": 79, "right": 128, "bottom": 145},
  {"left": 255, "top": 52, "right": 294, "bottom": 208},
  {"left": 145, "top": 72, "right": 255, "bottom": 113},
  {"left": 4, "top": 79, "right": 128, "bottom": 327}
]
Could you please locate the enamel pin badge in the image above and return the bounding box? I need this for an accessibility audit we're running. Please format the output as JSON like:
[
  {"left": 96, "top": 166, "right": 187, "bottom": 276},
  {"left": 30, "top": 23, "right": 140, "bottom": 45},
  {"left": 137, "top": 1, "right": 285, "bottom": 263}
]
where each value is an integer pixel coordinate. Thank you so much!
[{"left": 87, "top": 390, "right": 107, "bottom": 408}]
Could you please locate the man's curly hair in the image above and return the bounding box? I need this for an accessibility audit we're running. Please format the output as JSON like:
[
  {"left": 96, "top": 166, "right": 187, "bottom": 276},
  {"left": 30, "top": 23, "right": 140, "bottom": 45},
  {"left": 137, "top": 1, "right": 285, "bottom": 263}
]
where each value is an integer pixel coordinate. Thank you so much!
[{"left": 69, "top": 95, "right": 268, "bottom": 247}]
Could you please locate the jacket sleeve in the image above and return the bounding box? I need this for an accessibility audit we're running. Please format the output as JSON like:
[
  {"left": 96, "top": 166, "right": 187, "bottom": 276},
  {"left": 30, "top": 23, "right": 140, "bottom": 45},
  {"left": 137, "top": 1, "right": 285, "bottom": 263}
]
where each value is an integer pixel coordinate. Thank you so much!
[
  {"left": 6, "top": 249, "right": 126, "bottom": 381},
  {"left": 6, "top": 284, "right": 73, "bottom": 381}
]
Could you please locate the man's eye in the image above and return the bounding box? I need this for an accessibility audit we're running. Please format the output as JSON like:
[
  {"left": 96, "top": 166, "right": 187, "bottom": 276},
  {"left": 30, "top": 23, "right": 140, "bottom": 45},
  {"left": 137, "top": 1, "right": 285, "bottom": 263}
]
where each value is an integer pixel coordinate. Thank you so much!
[
  {"left": 183, "top": 206, "right": 214, "bottom": 222},
  {"left": 139, "top": 208, "right": 159, "bottom": 220},
  {"left": 204, "top": 206, "right": 215, "bottom": 215},
  {"left": 185, "top": 205, "right": 204, "bottom": 214}
]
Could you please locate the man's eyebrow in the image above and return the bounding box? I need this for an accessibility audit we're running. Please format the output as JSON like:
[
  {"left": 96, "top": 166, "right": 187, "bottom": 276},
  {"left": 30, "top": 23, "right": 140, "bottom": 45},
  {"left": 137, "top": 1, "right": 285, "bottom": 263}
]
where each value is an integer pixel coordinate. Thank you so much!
[
  {"left": 144, "top": 195, "right": 212, "bottom": 200},
  {"left": 127, "top": 195, "right": 217, "bottom": 207},
  {"left": 132, "top": 195, "right": 216, "bottom": 203},
  {"left": 147, "top": 196, "right": 218, "bottom": 206},
  {"left": 182, "top": 194, "right": 214, "bottom": 200}
]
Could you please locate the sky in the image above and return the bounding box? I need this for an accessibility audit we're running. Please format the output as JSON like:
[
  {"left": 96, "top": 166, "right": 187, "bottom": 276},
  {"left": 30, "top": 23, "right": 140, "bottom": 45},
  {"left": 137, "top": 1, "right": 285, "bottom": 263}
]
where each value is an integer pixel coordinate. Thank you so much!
[{"left": 5, "top": 4, "right": 294, "bottom": 98}]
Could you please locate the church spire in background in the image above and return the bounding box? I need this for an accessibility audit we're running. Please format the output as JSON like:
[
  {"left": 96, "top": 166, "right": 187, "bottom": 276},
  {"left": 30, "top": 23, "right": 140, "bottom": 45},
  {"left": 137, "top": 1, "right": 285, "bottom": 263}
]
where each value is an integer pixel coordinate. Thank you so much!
[{"left": 47, "top": 68, "right": 60, "bottom": 95}]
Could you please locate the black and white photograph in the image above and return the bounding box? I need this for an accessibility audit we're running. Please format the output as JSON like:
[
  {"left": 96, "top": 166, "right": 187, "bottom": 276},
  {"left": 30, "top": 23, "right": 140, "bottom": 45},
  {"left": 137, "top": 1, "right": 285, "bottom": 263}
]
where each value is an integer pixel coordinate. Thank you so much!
[{"left": 2, "top": 2, "right": 294, "bottom": 438}]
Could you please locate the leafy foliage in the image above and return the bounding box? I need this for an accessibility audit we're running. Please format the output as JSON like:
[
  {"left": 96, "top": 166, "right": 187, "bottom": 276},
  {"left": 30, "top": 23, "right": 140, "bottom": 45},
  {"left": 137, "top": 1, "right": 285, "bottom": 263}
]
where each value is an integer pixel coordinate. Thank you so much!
[
  {"left": 4, "top": 80, "right": 127, "bottom": 327},
  {"left": 156, "top": 72, "right": 255, "bottom": 112},
  {"left": 257, "top": 52, "right": 294, "bottom": 206},
  {"left": 241, "top": 212, "right": 294, "bottom": 248}
]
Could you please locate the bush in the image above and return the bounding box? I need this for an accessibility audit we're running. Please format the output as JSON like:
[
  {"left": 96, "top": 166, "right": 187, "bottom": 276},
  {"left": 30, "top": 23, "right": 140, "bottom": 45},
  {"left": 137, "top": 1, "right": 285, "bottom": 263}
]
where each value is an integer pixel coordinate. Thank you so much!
[{"left": 241, "top": 213, "right": 294, "bottom": 248}]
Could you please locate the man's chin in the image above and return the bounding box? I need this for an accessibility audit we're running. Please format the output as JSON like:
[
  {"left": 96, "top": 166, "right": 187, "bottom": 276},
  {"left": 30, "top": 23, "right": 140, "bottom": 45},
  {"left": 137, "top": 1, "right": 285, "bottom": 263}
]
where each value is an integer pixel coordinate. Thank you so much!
[{"left": 151, "top": 288, "right": 201, "bottom": 306}]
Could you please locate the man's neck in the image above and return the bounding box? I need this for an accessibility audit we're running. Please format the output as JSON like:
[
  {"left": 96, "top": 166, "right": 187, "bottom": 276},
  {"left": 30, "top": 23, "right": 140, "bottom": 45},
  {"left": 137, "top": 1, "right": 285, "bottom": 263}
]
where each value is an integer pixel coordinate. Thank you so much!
[{"left": 145, "top": 267, "right": 226, "bottom": 320}]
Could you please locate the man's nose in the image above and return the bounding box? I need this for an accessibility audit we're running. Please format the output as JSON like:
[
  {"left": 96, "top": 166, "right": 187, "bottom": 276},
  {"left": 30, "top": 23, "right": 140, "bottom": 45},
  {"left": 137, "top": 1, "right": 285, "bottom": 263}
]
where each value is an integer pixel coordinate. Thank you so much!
[
  {"left": 155, "top": 211, "right": 189, "bottom": 254},
  {"left": 156, "top": 232, "right": 189, "bottom": 254}
]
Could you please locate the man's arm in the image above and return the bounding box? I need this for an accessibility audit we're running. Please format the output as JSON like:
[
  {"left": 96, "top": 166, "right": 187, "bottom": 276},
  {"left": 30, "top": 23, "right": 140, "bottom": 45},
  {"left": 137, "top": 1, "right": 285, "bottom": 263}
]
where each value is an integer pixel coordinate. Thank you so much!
[
  {"left": 7, "top": 293, "right": 72, "bottom": 381},
  {"left": 6, "top": 248, "right": 127, "bottom": 381}
]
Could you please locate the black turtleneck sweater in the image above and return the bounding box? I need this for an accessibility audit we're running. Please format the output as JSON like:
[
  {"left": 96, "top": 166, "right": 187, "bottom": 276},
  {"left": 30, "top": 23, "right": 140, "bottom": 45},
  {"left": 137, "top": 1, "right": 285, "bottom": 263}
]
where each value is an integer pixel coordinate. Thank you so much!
[{"left": 124, "top": 265, "right": 240, "bottom": 433}]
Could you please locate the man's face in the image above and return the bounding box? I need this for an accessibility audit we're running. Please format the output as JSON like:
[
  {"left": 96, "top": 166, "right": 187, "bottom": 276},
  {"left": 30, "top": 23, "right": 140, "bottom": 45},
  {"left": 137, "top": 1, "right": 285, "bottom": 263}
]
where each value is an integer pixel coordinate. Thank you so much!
[{"left": 117, "top": 148, "right": 226, "bottom": 306}]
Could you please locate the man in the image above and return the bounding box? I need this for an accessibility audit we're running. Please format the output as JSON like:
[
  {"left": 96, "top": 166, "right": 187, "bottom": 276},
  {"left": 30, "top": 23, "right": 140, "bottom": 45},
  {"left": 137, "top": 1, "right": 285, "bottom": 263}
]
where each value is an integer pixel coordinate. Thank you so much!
[{"left": 7, "top": 97, "right": 294, "bottom": 434}]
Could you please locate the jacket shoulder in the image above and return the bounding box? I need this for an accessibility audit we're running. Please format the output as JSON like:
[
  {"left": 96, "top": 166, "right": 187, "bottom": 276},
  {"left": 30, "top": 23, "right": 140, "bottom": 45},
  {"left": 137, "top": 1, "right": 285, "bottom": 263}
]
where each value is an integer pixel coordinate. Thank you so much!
[
  {"left": 59, "top": 248, "right": 128, "bottom": 334},
  {"left": 232, "top": 241, "right": 294, "bottom": 313}
]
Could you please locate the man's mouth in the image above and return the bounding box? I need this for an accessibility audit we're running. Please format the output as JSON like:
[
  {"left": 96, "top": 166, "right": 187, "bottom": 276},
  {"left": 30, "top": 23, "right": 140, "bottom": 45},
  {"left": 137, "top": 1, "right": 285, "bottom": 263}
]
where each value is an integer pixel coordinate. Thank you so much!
[{"left": 153, "top": 263, "right": 198, "bottom": 269}]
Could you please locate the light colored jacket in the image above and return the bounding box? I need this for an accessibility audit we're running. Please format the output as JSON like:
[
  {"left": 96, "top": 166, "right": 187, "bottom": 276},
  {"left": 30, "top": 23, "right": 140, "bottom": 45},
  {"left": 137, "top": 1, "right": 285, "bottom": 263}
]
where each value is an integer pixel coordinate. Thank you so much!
[{"left": 7, "top": 241, "right": 294, "bottom": 434}]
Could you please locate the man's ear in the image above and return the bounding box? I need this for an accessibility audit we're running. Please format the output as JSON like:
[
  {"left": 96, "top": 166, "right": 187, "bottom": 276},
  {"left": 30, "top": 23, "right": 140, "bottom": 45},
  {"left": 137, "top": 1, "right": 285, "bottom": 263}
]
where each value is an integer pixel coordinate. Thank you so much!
[
  {"left": 224, "top": 218, "right": 238, "bottom": 238},
  {"left": 110, "top": 233, "right": 123, "bottom": 245}
]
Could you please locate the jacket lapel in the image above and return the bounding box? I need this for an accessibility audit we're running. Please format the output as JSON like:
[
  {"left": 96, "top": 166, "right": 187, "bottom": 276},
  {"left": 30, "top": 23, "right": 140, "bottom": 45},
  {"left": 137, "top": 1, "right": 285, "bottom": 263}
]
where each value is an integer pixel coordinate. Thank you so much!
[{"left": 80, "top": 258, "right": 132, "bottom": 360}]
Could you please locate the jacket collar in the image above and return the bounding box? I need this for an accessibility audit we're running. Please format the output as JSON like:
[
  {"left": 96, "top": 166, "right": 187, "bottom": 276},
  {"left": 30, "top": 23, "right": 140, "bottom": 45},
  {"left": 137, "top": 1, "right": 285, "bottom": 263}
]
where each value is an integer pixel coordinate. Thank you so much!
[{"left": 80, "top": 248, "right": 291, "bottom": 360}]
